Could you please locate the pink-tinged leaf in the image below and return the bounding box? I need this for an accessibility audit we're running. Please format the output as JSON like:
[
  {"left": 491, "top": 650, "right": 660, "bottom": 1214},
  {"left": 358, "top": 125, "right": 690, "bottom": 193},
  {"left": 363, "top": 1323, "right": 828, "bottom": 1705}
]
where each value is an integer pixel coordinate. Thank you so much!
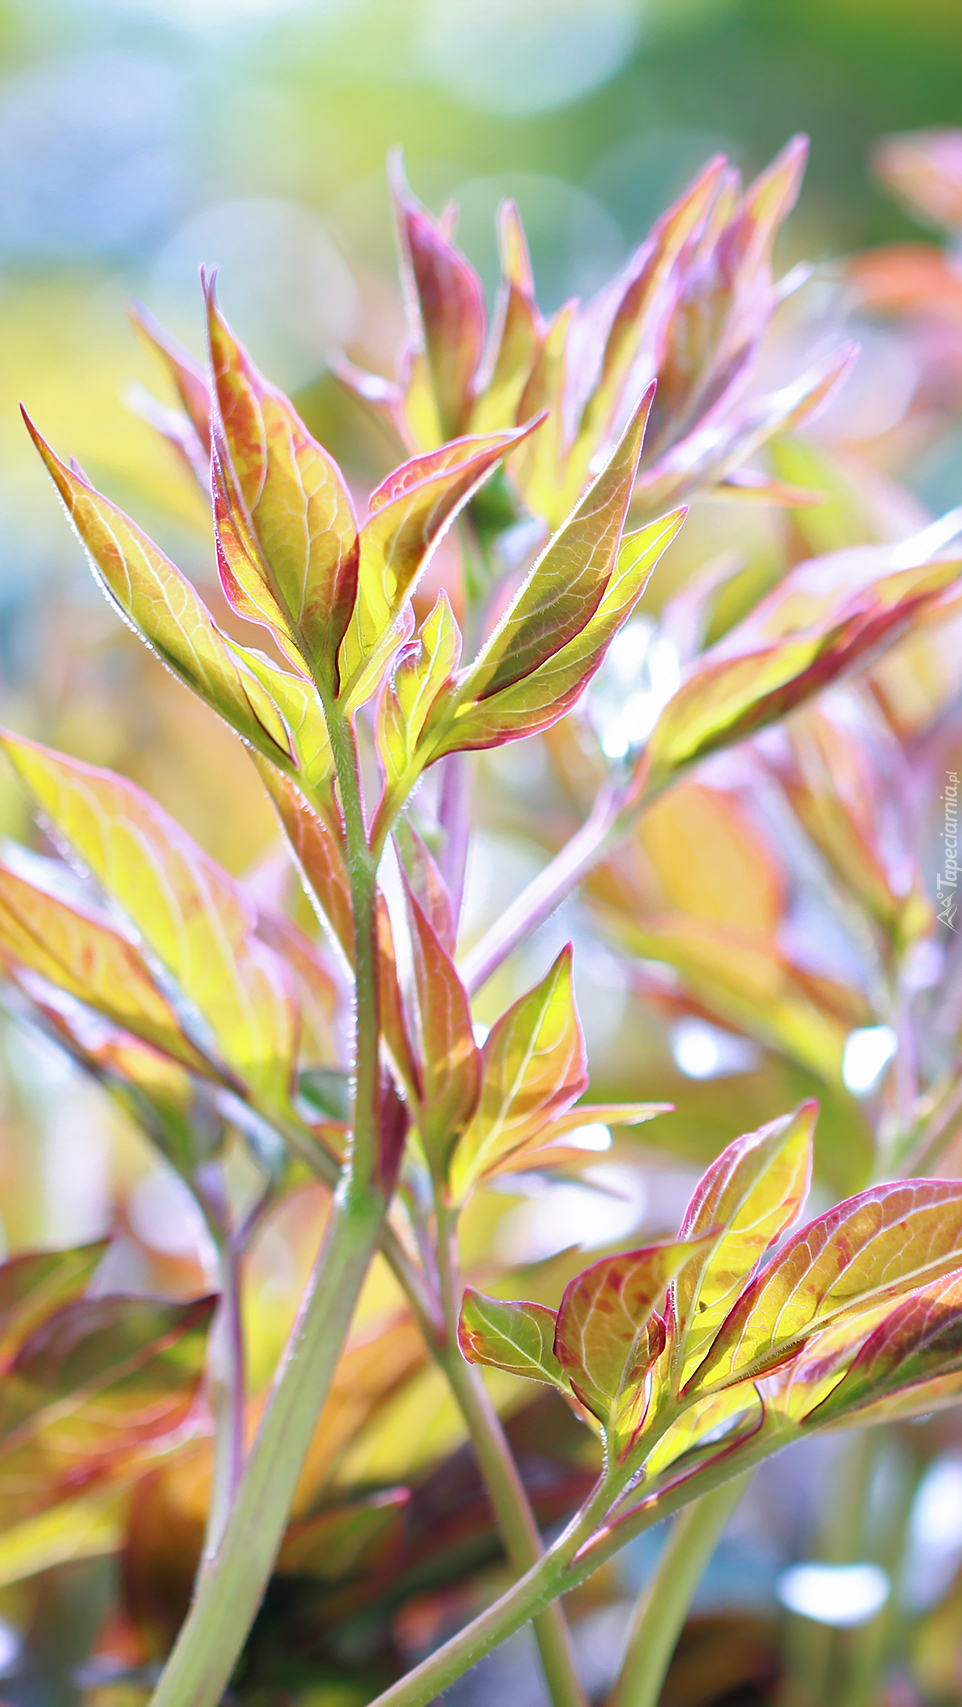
[
  {"left": 1, "top": 734, "right": 298, "bottom": 1106},
  {"left": 1, "top": 1294, "right": 216, "bottom": 1473},
  {"left": 672, "top": 1104, "right": 816, "bottom": 1384},
  {"left": 255, "top": 762, "right": 353, "bottom": 960},
  {"left": 393, "top": 817, "right": 455, "bottom": 954},
  {"left": 130, "top": 300, "right": 211, "bottom": 453},
  {"left": 491, "top": 1102, "right": 672, "bottom": 1175},
  {"left": 450, "top": 945, "right": 587, "bottom": 1199},
  {"left": 0, "top": 1245, "right": 107, "bottom": 1371},
  {"left": 403, "top": 877, "right": 480, "bottom": 1171},
  {"left": 802, "top": 1269, "right": 962, "bottom": 1427},
  {"left": 469, "top": 385, "right": 656, "bottom": 703},
  {"left": 429, "top": 505, "right": 685, "bottom": 758},
  {"left": 642, "top": 556, "right": 962, "bottom": 792},
  {"left": 872, "top": 127, "right": 962, "bottom": 233},
  {"left": 510, "top": 298, "right": 580, "bottom": 526},
  {"left": 206, "top": 284, "right": 360, "bottom": 688},
  {"left": 470, "top": 200, "right": 545, "bottom": 436},
  {"left": 692, "top": 1178, "right": 962, "bottom": 1393},
  {"left": 21, "top": 412, "right": 296, "bottom": 770},
  {"left": 0, "top": 861, "right": 214, "bottom": 1078},
  {"left": 339, "top": 425, "right": 539, "bottom": 709},
  {"left": 376, "top": 593, "right": 462, "bottom": 791},
  {"left": 458, "top": 1289, "right": 567, "bottom": 1388},
  {"left": 555, "top": 1240, "right": 710, "bottom": 1451},
  {"left": 392, "top": 161, "right": 487, "bottom": 439}
]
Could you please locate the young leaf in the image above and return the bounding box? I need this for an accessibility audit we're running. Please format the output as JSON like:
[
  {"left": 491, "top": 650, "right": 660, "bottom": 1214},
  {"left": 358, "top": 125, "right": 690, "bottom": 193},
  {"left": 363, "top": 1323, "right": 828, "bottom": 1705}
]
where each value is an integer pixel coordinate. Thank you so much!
[
  {"left": 131, "top": 299, "right": 212, "bottom": 454},
  {"left": 469, "top": 199, "right": 544, "bottom": 437},
  {"left": 0, "top": 1245, "right": 107, "bottom": 1370},
  {"left": 404, "top": 877, "right": 480, "bottom": 1170},
  {"left": 392, "top": 162, "right": 487, "bottom": 439},
  {"left": 276, "top": 1489, "right": 409, "bottom": 1581},
  {"left": 255, "top": 761, "right": 354, "bottom": 959},
  {"left": 1, "top": 734, "right": 298, "bottom": 1105},
  {"left": 449, "top": 945, "right": 586, "bottom": 1199},
  {"left": 469, "top": 385, "right": 656, "bottom": 704},
  {"left": 206, "top": 285, "right": 361, "bottom": 689},
  {"left": 691, "top": 1178, "right": 962, "bottom": 1392},
  {"left": 21, "top": 412, "right": 297, "bottom": 770},
  {"left": 377, "top": 593, "right": 462, "bottom": 791},
  {"left": 800, "top": 1269, "right": 962, "bottom": 1428},
  {"left": 554, "top": 1240, "right": 709, "bottom": 1450},
  {"left": 643, "top": 556, "right": 962, "bottom": 792},
  {"left": 672, "top": 1103, "right": 816, "bottom": 1382},
  {"left": 338, "top": 426, "right": 538, "bottom": 709},
  {"left": 458, "top": 1289, "right": 567, "bottom": 1389},
  {"left": 0, "top": 861, "right": 214, "bottom": 1077},
  {"left": 424, "top": 505, "right": 686, "bottom": 759}
]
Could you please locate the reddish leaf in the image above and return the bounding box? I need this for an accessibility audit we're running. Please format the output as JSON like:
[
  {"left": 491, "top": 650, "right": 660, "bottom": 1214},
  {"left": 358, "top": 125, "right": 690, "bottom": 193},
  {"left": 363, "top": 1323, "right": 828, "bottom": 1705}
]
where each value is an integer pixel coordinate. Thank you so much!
[
  {"left": 392, "top": 161, "right": 487, "bottom": 439},
  {"left": 458, "top": 1289, "right": 566, "bottom": 1389},
  {"left": 404, "top": 879, "right": 480, "bottom": 1170}
]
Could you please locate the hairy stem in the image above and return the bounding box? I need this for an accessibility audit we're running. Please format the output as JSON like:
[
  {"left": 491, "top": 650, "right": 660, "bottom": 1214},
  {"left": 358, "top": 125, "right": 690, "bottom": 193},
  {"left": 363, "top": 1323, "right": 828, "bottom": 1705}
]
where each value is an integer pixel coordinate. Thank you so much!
[
  {"left": 460, "top": 784, "right": 621, "bottom": 995},
  {"left": 435, "top": 1204, "right": 588, "bottom": 1707},
  {"left": 607, "top": 1477, "right": 748, "bottom": 1707},
  {"left": 149, "top": 703, "right": 386, "bottom": 1707},
  {"left": 364, "top": 1427, "right": 782, "bottom": 1707},
  {"left": 148, "top": 1184, "right": 384, "bottom": 1707}
]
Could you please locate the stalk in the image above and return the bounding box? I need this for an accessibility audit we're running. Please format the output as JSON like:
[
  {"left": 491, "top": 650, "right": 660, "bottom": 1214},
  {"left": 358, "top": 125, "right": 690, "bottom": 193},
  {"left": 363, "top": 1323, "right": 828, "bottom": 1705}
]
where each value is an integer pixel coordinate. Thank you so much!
[
  {"left": 202, "top": 1233, "right": 247, "bottom": 1564},
  {"left": 148, "top": 701, "right": 386, "bottom": 1707},
  {"left": 363, "top": 1428, "right": 781, "bottom": 1707},
  {"left": 434, "top": 1203, "right": 588, "bottom": 1707},
  {"left": 460, "top": 784, "right": 621, "bottom": 995},
  {"left": 607, "top": 1478, "right": 748, "bottom": 1707}
]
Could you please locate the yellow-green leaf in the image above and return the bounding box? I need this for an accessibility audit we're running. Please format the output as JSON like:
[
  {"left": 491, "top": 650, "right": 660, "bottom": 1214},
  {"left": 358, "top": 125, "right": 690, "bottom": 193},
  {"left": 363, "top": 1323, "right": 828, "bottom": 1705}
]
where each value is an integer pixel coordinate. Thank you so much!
[{"left": 458, "top": 1289, "right": 566, "bottom": 1389}]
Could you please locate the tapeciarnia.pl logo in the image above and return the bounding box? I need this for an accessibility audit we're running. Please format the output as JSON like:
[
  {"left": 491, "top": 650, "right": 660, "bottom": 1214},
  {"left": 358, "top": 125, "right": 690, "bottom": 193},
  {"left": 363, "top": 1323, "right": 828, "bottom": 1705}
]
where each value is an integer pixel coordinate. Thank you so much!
[{"left": 937, "top": 769, "right": 959, "bottom": 932}]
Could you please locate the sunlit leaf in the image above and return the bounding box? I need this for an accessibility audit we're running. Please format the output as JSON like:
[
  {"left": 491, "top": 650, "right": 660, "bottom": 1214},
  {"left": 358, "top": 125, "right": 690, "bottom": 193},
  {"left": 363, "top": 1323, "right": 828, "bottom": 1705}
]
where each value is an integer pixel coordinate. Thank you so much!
[
  {"left": 1, "top": 734, "right": 298, "bottom": 1105},
  {"left": 692, "top": 1179, "right": 962, "bottom": 1392},
  {"left": 555, "top": 1240, "right": 709, "bottom": 1451},
  {"left": 0, "top": 1484, "right": 129, "bottom": 1589},
  {"left": 277, "top": 1488, "right": 409, "bottom": 1581},
  {"left": 469, "top": 199, "right": 544, "bottom": 437},
  {"left": 207, "top": 283, "right": 361, "bottom": 690},
  {"left": 458, "top": 1289, "right": 566, "bottom": 1389},
  {"left": 450, "top": 945, "right": 586, "bottom": 1199},
  {"left": 0, "top": 860, "right": 214, "bottom": 1077},
  {"left": 672, "top": 1104, "right": 816, "bottom": 1383},
  {"left": 377, "top": 593, "right": 462, "bottom": 791},
  {"left": 392, "top": 160, "right": 487, "bottom": 440},
  {"left": 404, "top": 877, "right": 480, "bottom": 1170},
  {"left": 0, "top": 1245, "right": 107, "bottom": 1370}
]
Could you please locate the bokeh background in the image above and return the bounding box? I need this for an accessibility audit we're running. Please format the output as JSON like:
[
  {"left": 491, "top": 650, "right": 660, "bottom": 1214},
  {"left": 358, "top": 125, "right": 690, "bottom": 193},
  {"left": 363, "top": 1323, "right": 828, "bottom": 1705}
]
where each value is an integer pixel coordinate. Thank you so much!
[{"left": 3, "top": 0, "right": 962, "bottom": 1697}]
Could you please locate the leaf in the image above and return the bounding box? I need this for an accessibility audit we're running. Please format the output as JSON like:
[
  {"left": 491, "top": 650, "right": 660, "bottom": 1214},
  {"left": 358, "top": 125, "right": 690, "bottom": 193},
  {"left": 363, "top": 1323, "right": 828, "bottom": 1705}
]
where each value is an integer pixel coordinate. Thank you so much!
[
  {"left": 554, "top": 1240, "right": 709, "bottom": 1450},
  {"left": 404, "top": 877, "right": 480, "bottom": 1170},
  {"left": 21, "top": 411, "right": 297, "bottom": 770},
  {"left": 427, "top": 506, "right": 686, "bottom": 758},
  {"left": 206, "top": 284, "right": 361, "bottom": 688},
  {"left": 1, "top": 733, "right": 298, "bottom": 1105},
  {"left": 338, "top": 426, "right": 537, "bottom": 709},
  {"left": 392, "top": 161, "right": 487, "bottom": 439},
  {"left": 256, "top": 762, "right": 354, "bottom": 959},
  {"left": 672, "top": 1104, "right": 816, "bottom": 1383},
  {"left": 458, "top": 1289, "right": 567, "bottom": 1389},
  {"left": 0, "top": 1245, "right": 107, "bottom": 1370},
  {"left": 449, "top": 945, "right": 586, "bottom": 1199},
  {"left": 691, "top": 1178, "right": 962, "bottom": 1392},
  {"left": 469, "top": 199, "right": 544, "bottom": 436},
  {"left": 643, "top": 548, "right": 962, "bottom": 792},
  {"left": 801, "top": 1269, "right": 962, "bottom": 1427},
  {"left": 491, "top": 1101, "right": 671, "bottom": 1176},
  {"left": 277, "top": 1488, "right": 409, "bottom": 1581},
  {"left": 0, "top": 861, "right": 214, "bottom": 1077},
  {"left": 377, "top": 593, "right": 462, "bottom": 790},
  {"left": 131, "top": 299, "right": 212, "bottom": 452},
  {"left": 0, "top": 1295, "right": 215, "bottom": 1525},
  {"left": 471, "top": 386, "right": 656, "bottom": 703},
  {"left": 0, "top": 1484, "right": 129, "bottom": 1589}
]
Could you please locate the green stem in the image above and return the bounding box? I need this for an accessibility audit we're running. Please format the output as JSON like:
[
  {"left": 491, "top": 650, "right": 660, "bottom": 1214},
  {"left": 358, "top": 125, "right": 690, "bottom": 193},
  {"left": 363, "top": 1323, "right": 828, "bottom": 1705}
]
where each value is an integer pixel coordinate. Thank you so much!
[
  {"left": 148, "top": 1182, "right": 385, "bottom": 1707},
  {"left": 607, "top": 1477, "right": 748, "bottom": 1707},
  {"left": 149, "top": 697, "right": 386, "bottom": 1707},
  {"left": 202, "top": 1233, "right": 247, "bottom": 1565},
  {"left": 435, "top": 1204, "right": 588, "bottom": 1707},
  {"left": 364, "top": 1425, "right": 782, "bottom": 1707}
]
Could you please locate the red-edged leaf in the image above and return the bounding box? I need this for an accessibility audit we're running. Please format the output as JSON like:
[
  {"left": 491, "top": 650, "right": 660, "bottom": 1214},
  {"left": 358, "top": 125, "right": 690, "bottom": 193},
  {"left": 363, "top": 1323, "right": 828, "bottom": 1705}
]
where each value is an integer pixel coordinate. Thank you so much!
[
  {"left": 692, "top": 1179, "right": 962, "bottom": 1392},
  {"left": 458, "top": 1289, "right": 566, "bottom": 1388},
  {"left": 403, "top": 877, "right": 480, "bottom": 1170},
  {"left": 392, "top": 161, "right": 487, "bottom": 439},
  {"left": 450, "top": 944, "right": 586, "bottom": 1198},
  {"left": 555, "top": 1240, "right": 709, "bottom": 1450},
  {"left": 0, "top": 1245, "right": 107, "bottom": 1371},
  {"left": 672, "top": 1104, "right": 816, "bottom": 1384},
  {"left": 206, "top": 282, "right": 360, "bottom": 688}
]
